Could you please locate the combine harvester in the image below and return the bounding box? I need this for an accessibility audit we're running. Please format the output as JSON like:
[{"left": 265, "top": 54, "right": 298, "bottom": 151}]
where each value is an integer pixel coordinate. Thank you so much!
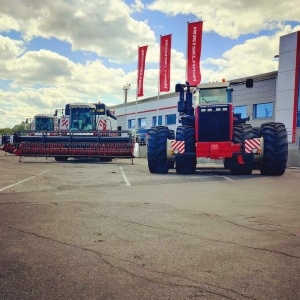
[
  {"left": 11, "top": 103, "right": 135, "bottom": 162},
  {"left": 1, "top": 114, "right": 57, "bottom": 154}
]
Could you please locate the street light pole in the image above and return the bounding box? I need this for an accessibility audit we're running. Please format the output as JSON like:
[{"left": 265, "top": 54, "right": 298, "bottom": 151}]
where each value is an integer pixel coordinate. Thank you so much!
[{"left": 122, "top": 83, "right": 131, "bottom": 130}]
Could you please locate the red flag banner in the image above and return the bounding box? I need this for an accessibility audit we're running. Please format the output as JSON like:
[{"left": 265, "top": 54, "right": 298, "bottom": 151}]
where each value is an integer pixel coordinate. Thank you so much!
[
  {"left": 137, "top": 45, "right": 148, "bottom": 97},
  {"left": 160, "top": 34, "right": 172, "bottom": 92},
  {"left": 186, "top": 21, "right": 203, "bottom": 85}
]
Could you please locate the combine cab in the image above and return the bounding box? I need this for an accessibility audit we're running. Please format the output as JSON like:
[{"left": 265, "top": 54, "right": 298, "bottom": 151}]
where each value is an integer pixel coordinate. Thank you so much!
[
  {"left": 1, "top": 114, "right": 57, "bottom": 154},
  {"left": 30, "top": 114, "right": 57, "bottom": 131},
  {"left": 147, "top": 80, "right": 288, "bottom": 176},
  {"left": 11, "top": 103, "right": 135, "bottom": 161}
]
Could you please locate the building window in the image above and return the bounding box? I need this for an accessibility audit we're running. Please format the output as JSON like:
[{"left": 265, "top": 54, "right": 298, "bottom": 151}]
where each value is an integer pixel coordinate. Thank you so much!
[
  {"left": 138, "top": 118, "right": 146, "bottom": 128},
  {"left": 165, "top": 114, "right": 176, "bottom": 125},
  {"left": 153, "top": 116, "right": 162, "bottom": 126},
  {"left": 128, "top": 119, "right": 135, "bottom": 129},
  {"left": 234, "top": 106, "right": 247, "bottom": 119},
  {"left": 253, "top": 103, "right": 273, "bottom": 119}
]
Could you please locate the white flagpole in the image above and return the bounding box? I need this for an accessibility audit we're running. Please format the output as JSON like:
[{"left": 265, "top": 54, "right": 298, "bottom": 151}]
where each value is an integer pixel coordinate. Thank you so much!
[
  {"left": 157, "top": 35, "right": 161, "bottom": 126},
  {"left": 135, "top": 45, "right": 139, "bottom": 137}
]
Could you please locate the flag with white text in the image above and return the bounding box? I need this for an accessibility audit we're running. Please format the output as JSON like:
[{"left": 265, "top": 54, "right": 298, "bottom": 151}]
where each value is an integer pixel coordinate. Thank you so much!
[
  {"left": 137, "top": 45, "right": 148, "bottom": 97},
  {"left": 159, "top": 34, "right": 172, "bottom": 92},
  {"left": 186, "top": 21, "right": 203, "bottom": 85}
]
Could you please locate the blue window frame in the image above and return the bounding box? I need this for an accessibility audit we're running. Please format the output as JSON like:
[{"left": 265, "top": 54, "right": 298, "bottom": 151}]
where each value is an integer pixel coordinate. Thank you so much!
[
  {"left": 233, "top": 106, "right": 247, "bottom": 119},
  {"left": 253, "top": 103, "right": 273, "bottom": 119},
  {"left": 153, "top": 116, "right": 162, "bottom": 126},
  {"left": 165, "top": 114, "right": 176, "bottom": 125},
  {"left": 138, "top": 118, "right": 146, "bottom": 127},
  {"left": 128, "top": 119, "right": 135, "bottom": 129}
]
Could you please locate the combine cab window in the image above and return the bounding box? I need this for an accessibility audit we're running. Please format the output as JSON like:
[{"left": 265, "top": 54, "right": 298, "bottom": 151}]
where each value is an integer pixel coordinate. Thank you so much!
[
  {"left": 70, "top": 107, "right": 93, "bottom": 130},
  {"left": 35, "top": 117, "right": 54, "bottom": 131},
  {"left": 199, "top": 87, "right": 227, "bottom": 104}
]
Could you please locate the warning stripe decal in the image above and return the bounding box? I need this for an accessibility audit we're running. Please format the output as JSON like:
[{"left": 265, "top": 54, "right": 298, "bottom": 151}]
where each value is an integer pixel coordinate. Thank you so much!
[
  {"left": 171, "top": 141, "right": 185, "bottom": 154},
  {"left": 245, "top": 138, "right": 261, "bottom": 153}
]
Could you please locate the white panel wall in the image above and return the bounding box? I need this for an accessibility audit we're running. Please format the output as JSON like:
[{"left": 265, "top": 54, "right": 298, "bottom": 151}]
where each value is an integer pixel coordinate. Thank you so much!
[{"left": 276, "top": 32, "right": 298, "bottom": 142}]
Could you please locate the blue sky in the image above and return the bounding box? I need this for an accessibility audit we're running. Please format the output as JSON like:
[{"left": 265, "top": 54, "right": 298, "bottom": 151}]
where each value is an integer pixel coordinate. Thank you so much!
[{"left": 0, "top": 0, "right": 300, "bottom": 127}]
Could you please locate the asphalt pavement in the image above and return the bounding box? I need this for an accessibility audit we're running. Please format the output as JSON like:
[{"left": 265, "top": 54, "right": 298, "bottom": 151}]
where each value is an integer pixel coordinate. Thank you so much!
[{"left": 0, "top": 152, "right": 299, "bottom": 300}]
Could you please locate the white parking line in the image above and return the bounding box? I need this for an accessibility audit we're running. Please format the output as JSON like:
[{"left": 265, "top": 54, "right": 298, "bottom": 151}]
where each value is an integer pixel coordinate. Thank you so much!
[
  {"left": 120, "top": 166, "right": 131, "bottom": 186},
  {"left": 0, "top": 170, "right": 50, "bottom": 192}
]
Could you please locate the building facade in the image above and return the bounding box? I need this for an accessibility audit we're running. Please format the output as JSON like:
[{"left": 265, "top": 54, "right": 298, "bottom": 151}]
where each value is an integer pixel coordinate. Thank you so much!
[{"left": 111, "top": 31, "right": 300, "bottom": 166}]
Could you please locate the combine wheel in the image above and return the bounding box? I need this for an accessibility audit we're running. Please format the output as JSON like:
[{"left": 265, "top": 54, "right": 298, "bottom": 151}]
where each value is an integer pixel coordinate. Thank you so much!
[
  {"left": 147, "top": 126, "right": 170, "bottom": 174},
  {"left": 55, "top": 156, "right": 68, "bottom": 161},
  {"left": 259, "top": 122, "right": 288, "bottom": 175},
  {"left": 175, "top": 126, "right": 196, "bottom": 174},
  {"left": 99, "top": 157, "right": 113, "bottom": 162},
  {"left": 229, "top": 124, "right": 253, "bottom": 175}
]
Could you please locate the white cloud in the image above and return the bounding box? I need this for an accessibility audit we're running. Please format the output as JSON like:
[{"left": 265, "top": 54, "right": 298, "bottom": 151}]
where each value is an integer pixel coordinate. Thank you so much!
[
  {"left": 148, "top": 0, "right": 300, "bottom": 38},
  {"left": 0, "top": 0, "right": 156, "bottom": 63},
  {"left": 201, "top": 25, "right": 300, "bottom": 82},
  {"left": 0, "top": 35, "right": 25, "bottom": 60}
]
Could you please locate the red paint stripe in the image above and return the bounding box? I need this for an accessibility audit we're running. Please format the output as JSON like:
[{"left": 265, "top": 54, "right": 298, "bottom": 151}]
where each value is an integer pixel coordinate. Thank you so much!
[
  {"left": 292, "top": 31, "right": 300, "bottom": 143},
  {"left": 116, "top": 106, "right": 177, "bottom": 117}
]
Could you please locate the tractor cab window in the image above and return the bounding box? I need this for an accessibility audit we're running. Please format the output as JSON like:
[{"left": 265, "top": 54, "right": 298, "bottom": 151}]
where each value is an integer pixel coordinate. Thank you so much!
[
  {"left": 70, "top": 107, "right": 93, "bottom": 130},
  {"left": 35, "top": 117, "right": 54, "bottom": 131},
  {"left": 199, "top": 87, "right": 228, "bottom": 104}
]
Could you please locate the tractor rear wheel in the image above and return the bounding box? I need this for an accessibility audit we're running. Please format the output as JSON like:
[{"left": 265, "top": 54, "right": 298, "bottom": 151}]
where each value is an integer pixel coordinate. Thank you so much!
[
  {"left": 252, "top": 127, "right": 261, "bottom": 169},
  {"left": 175, "top": 126, "right": 196, "bottom": 174},
  {"left": 229, "top": 123, "right": 253, "bottom": 175},
  {"left": 147, "top": 126, "right": 170, "bottom": 174},
  {"left": 259, "top": 122, "right": 288, "bottom": 175},
  {"left": 168, "top": 129, "right": 175, "bottom": 169}
]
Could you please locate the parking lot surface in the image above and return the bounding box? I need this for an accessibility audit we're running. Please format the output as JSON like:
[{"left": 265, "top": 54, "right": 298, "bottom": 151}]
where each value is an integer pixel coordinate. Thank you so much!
[{"left": 0, "top": 152, "right": 300, "bottom": 300}]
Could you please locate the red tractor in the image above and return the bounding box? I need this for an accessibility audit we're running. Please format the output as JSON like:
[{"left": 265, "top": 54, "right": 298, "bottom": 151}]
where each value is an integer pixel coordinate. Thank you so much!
[{"left": 147, "top": 80, "right": 288, "bottom": 175}]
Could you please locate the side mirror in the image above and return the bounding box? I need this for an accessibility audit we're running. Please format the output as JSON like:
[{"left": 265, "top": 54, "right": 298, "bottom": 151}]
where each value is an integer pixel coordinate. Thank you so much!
[
  {"left": 246, "top": 78, "right": 253, "bottom": 88},
  {"left": 175, "top": 83, "right": 184, "bottom": 93}
]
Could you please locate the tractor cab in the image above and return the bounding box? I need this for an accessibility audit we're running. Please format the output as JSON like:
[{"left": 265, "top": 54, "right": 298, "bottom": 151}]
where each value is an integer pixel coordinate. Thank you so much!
[{"left": 197, "top": 81, "right": 231, "bottom": 105}]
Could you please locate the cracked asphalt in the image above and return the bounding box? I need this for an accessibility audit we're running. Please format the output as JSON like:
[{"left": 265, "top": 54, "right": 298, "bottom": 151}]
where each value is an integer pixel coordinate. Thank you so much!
[{"left": 0, "top": 152, "right": 300, "bottom": 300}]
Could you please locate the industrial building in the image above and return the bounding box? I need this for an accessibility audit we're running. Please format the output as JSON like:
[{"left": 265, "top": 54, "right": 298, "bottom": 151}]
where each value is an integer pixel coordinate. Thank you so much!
[{"left": 111, "top": 31, "right": 300, "bottom": 166}]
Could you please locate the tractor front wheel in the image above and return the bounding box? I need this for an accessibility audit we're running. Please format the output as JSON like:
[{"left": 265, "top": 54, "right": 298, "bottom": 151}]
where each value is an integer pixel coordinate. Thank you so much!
[
  {"left": 147, "top": 126, "right": 170, "bottom": 174},
  {"left": 229, "top": 123, "right": 253, "bottom": 175},
  {"left": 175, "top": 126, "right": 196, "bottom": 174}
]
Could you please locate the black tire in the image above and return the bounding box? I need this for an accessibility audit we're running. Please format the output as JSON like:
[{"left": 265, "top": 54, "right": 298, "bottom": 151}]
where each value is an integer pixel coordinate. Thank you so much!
[
  {"left": 259, "top": 122, "right": 288, "bottom": 176},
  {"left": 168, "top": 129, "right": 175, "bottom": 140},
  {"left": 175, "top": 126, "right": 196, "bottom": 174},
  {"left": 252, "top": 127, "right": 259, "bottom": 138},
  {"left": 252, "top": 127, "right": 261, "bottom": 169},
  {"left": 229, "top": 123, "right": 253, "bottom": 175},
  {"left": 99, "top": 157, "right": 113, "bottom": 162},
  {"left": 223, "top": 158, "right": 230, "bottom": 169},
  {"left": 55, "top": 156, "right": 68, "bottom": 161},
  {"left": 168, "top": 129, "right": 175, "bottom": 169},
  {"left": 147, "top": 126, "right": 169, "bottom": 174}
]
